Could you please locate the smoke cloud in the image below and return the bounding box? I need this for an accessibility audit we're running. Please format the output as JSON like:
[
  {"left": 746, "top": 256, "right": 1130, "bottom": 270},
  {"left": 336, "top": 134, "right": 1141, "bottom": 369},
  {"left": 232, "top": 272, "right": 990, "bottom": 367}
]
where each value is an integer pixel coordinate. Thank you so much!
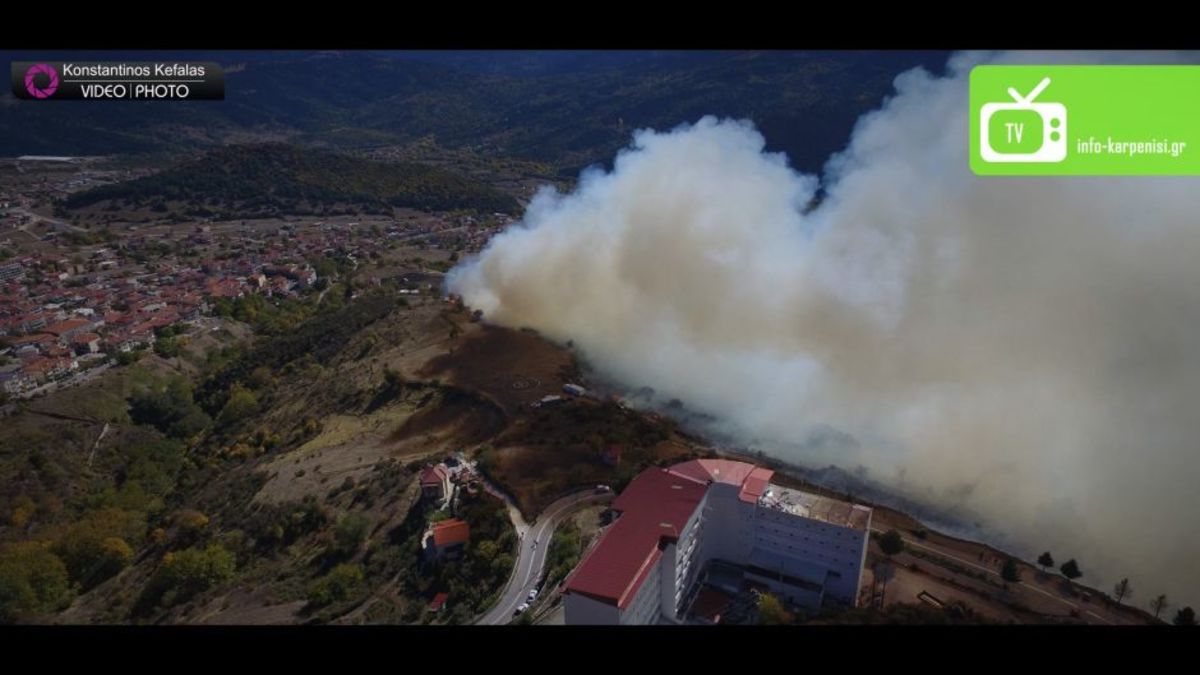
[{"left": 448, "top": 51, "right": 1200, "bottom": 608}]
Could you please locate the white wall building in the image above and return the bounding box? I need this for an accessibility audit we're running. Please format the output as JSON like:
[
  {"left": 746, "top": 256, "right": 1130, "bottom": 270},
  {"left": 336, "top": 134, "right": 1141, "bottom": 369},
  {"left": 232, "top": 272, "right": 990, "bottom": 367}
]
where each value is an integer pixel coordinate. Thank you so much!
[{"left": 563, "top": 459, "right": 871, "bottom": 625}]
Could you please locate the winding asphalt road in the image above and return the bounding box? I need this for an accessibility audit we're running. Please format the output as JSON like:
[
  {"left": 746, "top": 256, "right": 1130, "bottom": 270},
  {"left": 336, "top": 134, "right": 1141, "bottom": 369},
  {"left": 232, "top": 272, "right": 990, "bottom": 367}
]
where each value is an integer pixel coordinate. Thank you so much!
[{"left": 477, "top": 489, "right": 613, "bottom": 625}]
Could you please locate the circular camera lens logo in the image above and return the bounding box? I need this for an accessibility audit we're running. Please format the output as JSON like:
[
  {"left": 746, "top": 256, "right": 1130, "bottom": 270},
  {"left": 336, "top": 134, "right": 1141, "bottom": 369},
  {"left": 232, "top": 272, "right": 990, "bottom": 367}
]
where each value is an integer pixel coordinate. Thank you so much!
[{"left": 24, "top": 64, "right": 60, "bottom": 99}]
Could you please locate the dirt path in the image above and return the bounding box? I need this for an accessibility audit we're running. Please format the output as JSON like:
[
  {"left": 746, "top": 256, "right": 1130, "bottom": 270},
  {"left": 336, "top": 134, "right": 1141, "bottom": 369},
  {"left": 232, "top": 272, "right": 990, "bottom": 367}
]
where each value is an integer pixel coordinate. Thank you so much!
[{"left": 87, "top": 422, "right": 110, "bottom": 467}]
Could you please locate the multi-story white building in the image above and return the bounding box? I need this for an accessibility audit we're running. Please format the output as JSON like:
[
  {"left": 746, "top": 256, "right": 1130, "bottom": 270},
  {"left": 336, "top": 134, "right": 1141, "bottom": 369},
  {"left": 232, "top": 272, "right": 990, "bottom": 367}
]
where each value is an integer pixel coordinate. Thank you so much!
[{"left": 563, "top": 459, "right": 871, "bottom": 625}]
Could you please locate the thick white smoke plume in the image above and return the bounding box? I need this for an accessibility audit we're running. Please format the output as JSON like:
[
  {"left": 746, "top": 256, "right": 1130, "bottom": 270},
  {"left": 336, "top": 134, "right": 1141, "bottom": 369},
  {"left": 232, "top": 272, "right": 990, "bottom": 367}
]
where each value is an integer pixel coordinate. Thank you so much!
[{"left": 448, "top": 51, "right": 1200, "bottom": 607}]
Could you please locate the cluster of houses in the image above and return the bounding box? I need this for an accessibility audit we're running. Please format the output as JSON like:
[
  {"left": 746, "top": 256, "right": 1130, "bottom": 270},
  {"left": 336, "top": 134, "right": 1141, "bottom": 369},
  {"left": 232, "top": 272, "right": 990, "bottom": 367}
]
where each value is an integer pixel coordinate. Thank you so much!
[
  {"left": 416, "top": 454, "right": 496, "bottom": 616},
  {"left": 0, "top": 278, "right": 209, "bottom": 395},
  {"left": 418, "top": 456, "right": 487, "bottom": 563},
  {"left": 0, "top": 162, "right": 515, "bottom": 403},
  {"left": 0, "top": 236, "right": 321, "bottom": 397}
]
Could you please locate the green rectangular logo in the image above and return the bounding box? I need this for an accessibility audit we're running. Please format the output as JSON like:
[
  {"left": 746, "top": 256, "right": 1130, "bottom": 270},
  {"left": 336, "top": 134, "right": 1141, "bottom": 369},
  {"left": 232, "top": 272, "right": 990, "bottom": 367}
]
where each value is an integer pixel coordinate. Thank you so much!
[{"left": 970, "top": 65, "right": 1200, "bottom": 175}]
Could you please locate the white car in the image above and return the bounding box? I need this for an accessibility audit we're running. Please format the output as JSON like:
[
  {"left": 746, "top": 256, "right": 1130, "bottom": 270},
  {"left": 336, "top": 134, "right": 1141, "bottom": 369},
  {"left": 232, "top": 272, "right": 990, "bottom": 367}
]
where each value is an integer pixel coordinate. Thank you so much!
[
  {"left": 528, "top": 588, "right": 539, "bottom": 602},
  {"left": 515, "top": 603, "right": 529, "bottom": 614}
]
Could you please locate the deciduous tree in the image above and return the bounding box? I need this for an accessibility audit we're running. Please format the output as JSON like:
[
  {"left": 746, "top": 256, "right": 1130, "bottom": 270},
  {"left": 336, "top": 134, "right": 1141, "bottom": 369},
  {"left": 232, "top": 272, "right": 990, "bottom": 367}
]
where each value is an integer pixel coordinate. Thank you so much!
[
  {"left": 1001, "top": 558, "right": 1021, "bottom": 584},
  {"left": 878, "top": 530, "right": 904, "bottom": 557},
  {"left": 1150, "top": 594, "right": 1170, "bottom": 620},
  {"left": 1112, "top": 578, "right": 1132, "bottom": 606},
  {"left": 757, "top": 592, "right": 793, "bottom": 625},
  {"left": 1060, "top": 559, "right": 1082, "bottom": 580},
  {"left": 0, "top": 541, "right": 73, "bottom": 623}
]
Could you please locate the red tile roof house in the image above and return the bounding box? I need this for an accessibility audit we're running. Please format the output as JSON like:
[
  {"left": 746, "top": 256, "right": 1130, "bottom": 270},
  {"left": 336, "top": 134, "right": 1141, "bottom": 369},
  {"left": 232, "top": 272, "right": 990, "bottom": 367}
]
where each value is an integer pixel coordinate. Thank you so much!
[
  {"left": 16, "top": 310, "right": 60, "bottom": 334},
  {"left": 107, "top": 328, "right": 156, "bottom": 353},
  {"left": 428, "top": 592, "right": 450, "bottom": 613},
  {"left": 44, "top": 318, "right": 94, "bottom": 343},
  {"left": 9, "top": 332, "right": 56, "bottom": 354},
  {"left": 43, "top": 314, "right": 91, "bottom": 336},
  {"left": 205, "top": 278, "right": 244, "bottom": 299},
  {"left": 424, "top": 518, "right": 470, "bottom": 561},
  {"left": 562, "top": 459, "right": 872, "bottom": 625},
  {"left": 419, "top": 464, "right": 450, "bottom": 502},
  {"left": 72, "top": 332, "right": 102, "bottom": 355},
  {"left": 21, "top": 356, "right": 77, "bottom": 383}
]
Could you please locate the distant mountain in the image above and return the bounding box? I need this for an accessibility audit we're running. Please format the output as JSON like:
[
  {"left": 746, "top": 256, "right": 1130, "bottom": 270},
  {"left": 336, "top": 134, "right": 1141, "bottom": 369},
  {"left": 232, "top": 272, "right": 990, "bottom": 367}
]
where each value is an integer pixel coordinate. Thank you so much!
[
  {"left": 2, "top": 50, "right": 949, "bottom": 175},
  {"left": 63, "top": 143, "right": 520, "bottom": 217}
]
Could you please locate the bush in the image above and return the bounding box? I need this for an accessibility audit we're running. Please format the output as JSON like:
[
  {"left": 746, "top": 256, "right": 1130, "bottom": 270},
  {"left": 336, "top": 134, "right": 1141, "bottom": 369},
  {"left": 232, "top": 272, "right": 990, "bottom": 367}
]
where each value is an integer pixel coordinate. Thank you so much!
[
  {"left": 878, "top": 529, "right": 905, "bottom": 556},
  {"left": 243, "top": 497, "right": 328, "bottom": 551},
  {"left": 145, "top": 543, "right": 235, "bottom": 609},
  {"left": 216, "top": 383, "right": 259, "bottom": 427},
  {"left": 545, "top": 522, "right": 582, "bottom": 586},
  {"left": 153, "top": 337, "right": 181, "bottom": 359},
  {"left": 757, "top": 592, "right": 794, "bottom": 625},
  {"left": 333, "top": 514, "right": 371, "bottom": 557},
  {"left": 116, "top": 349, "right": 145, "bottom": 366},
  {"left": 52, "top": 507, "right": 145, "bottom": 590},
  {"left": 177, "top": 510, "right": 210, "bottom": 530},
  {"left": 0, "top": 542, "right": 74, "bottom": 623},
  {"left": 307, "top": 563, "right": 364, "bottom": 609},
  {"left": 128, "top": 377, "right": 211, "bottom": 439}
]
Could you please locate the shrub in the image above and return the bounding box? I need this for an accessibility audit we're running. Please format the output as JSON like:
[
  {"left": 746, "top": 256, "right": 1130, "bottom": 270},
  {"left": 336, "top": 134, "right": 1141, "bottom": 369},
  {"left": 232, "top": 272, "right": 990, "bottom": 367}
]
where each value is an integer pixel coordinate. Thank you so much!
[
  {"left": 0, "top": 542, "right": 74, "bottom": 623},
  {"left": 307, "top": 563, "right": 364, "bottom": 609},
  {"left": 128, "top": 377, "right": 210, "bottom": 439},
  {"left": 878, "top": 529, "right": 904, "bottom": 556},
  {"left": 217, "top": 383, "right": 259, "bottom": 427},
  {"left": 52, "top": 508, "right": 145, "bottom": 590},
  {"left": 146, "top": 543, "right": 235, "bottom": 608},
  {"left": 757, "top": 593, "right": 794, "bottom": 625},
  {"left": 333, "top": 514, "right": 371, "bottom": 557}
]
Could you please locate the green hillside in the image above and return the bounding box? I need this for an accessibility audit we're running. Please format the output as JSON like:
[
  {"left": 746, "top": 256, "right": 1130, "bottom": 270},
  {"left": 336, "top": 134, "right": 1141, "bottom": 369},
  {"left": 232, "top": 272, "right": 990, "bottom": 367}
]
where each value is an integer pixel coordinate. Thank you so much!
[{"left": 63, "top": 144, "right": 520, "bottom": 218}]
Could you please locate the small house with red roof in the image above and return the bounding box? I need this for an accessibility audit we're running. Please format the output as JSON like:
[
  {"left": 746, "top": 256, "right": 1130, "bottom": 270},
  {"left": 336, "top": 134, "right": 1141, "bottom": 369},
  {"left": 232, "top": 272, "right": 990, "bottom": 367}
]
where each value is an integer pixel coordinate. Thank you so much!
[
  {"left": 428, "top": 592, "right": 450, "bottom": 613},
  {"left": 425, "top": 518, "right": 470, "bottom": 561},
  {"left": 72, "top": 332, "right": 101, "bottom": 355},
  {"left": 44, "top": 317, "right": 93, "bottom": 342},
  {"left": 419, "top": 464, "right": 450, "bottom": 502}
]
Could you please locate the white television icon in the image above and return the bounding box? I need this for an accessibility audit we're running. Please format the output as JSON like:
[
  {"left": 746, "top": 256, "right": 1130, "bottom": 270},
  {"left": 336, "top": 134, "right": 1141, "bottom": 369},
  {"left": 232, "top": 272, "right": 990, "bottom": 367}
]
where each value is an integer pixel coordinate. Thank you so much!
[{"left": 980, "top": 77, "right": 1067, "bottom": 163}]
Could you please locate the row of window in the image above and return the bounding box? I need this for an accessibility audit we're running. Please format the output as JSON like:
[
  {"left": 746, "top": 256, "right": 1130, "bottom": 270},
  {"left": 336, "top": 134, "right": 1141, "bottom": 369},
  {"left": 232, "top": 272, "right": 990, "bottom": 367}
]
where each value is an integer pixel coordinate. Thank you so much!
[
  {"left": 625, "top": 566, "right": 662, "bottom": 625},
  {"left": 754, "top": 534, "right": 858, "bottom": 570},
  {"left": 755, "top": 523, "right": 861, "bottom": 552},
  {"left": 756, "top": 510, "right": 861, "bottom": 539}
]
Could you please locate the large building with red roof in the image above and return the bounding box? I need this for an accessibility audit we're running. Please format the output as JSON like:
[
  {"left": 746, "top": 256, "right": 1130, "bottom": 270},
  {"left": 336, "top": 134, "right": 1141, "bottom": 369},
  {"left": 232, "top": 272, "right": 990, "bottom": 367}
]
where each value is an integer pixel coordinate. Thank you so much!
[{"left": 563, "top": 458, "right": 872, "bottom": 625}]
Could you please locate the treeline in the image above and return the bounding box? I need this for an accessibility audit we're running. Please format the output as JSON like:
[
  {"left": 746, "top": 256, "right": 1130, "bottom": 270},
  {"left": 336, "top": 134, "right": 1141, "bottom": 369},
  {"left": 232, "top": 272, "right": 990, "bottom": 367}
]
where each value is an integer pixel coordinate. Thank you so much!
[
  {"left": 210, "top": 294, "right": 317, "bottom": 337},
  {"left": 62, "top": 143, "right": 519, "bottom": 217}
]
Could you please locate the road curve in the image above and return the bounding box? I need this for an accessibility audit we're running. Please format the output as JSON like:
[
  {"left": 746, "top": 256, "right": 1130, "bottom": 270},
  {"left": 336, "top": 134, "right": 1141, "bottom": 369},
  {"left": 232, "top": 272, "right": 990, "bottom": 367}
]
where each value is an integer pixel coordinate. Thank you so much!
[{"left": 477, "top": 490, "right": 613, "bottom": 625}]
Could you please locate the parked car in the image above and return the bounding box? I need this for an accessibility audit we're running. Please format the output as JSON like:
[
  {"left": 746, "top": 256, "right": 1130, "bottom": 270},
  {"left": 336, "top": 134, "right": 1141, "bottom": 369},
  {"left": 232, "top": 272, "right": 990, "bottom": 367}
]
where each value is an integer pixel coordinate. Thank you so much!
[{"left": 528, "top": 588, "right": 539, "bottom": 602}]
